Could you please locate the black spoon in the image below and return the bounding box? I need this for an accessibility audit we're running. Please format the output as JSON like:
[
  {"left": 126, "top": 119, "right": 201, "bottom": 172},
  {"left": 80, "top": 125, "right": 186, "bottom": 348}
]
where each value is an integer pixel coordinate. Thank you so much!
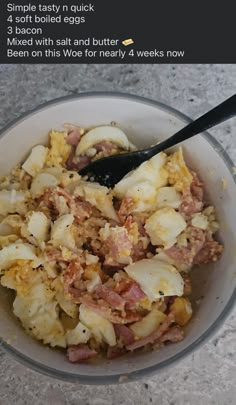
[{"left": 79, "top": 93, "right": 236, "bottom": 188}]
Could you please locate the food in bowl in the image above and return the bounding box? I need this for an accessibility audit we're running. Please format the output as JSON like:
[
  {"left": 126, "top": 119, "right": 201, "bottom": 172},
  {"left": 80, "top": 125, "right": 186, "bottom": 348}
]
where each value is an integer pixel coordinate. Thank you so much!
[{"left": 0, "top": 124, "right": 223, "bottom": 363}]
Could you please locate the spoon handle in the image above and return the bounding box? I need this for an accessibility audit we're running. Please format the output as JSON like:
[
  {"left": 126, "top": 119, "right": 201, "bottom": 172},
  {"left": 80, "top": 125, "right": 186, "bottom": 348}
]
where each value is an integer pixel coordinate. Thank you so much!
[{"left": 147, "top": 93, "right": 236, "bottom": 157}]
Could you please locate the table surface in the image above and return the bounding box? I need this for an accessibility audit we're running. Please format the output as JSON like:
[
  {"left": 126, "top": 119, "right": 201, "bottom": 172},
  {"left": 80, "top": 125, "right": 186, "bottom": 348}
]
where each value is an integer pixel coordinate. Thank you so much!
[{"left": 0, "top": 64, "right": 235, "bottom": 405}]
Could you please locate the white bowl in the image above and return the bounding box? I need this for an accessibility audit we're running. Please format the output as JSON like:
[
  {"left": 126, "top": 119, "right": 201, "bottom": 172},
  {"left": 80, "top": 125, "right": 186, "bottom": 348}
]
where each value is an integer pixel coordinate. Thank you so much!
[{"left": 0, "top": 92, "right": 235, "bottom": 384}]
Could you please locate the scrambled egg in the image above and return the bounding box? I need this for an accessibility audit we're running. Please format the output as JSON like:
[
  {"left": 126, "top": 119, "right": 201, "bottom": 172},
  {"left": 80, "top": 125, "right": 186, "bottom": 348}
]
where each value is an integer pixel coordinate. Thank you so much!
[
  {"left": 1, "top": 260, "right": 41, "bottom": 294},
  {"left": 46, "top": 130, "right": 71, "bottom": 167},
  {"left": 166, "top": 147, "right": 193, "bottom": 192}
]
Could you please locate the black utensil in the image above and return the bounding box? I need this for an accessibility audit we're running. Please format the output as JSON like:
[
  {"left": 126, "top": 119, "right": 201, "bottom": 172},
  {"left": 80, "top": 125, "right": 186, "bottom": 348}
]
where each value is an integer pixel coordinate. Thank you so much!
[{"left": 79, "top": 93, "right": 236, "bottom": 188}]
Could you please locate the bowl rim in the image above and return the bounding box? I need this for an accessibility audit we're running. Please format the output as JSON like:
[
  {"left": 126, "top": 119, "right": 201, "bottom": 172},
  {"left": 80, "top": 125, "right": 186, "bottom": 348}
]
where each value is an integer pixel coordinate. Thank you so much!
[{"left": 0, "top": 91, "right": 235, "bottom": 384}]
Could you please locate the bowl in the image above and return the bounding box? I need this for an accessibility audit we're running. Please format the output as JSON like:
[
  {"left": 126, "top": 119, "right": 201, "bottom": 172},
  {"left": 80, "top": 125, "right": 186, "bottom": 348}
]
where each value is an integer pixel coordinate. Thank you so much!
[{"left": 0, "top": 92, "right": 235, "bottom": 384}]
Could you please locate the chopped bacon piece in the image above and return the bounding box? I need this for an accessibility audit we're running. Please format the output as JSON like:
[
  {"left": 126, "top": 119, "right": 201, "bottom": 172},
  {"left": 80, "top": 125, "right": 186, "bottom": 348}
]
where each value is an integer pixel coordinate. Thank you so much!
[
  {"left": 114, "top": 278, "right": 132, "bottom": 294},
  {"left": 67, "top": 133, "right": 81, "bottom": 146},
  {"left": 54, "top": 186, "right": 73, "bottom": 202},
  {"left": 95, "top": 285, "right": 126, "bottom": 314},
  {"left": 114, "top": 324, "right": 134, "bottom": 345},
  {"left": 65, "top": 124, "right": 83, "bottom": 146},
  {"left": 113, "top": 278, "right": 146, "bottom": 309},
  {"left": 68, "top": 286, "right": 82, "bottom": 300},
  {"left": 191, "top": 171, "right": 204, "bottom": 201},
  {"left": 45, "top": 247, "right": 67, "bottom": 263},
  {"left": 124, "top": 216, "right": 149, "bottom": 262},
  {"left": 121, "top": 282, "right": 146, "bottom": 310},
  {"left": 191, "top": 184, "right": 203, "bottom": 201},
  {"left": 66, "top": 150, "right": 77, "bottom": 170},
  {"left": 124, "top": 215, "right": 133, "bottom": 232},
  {"left": 179, "top": 190, "right": 203, "bottom": 217},
  {"left": 66, "top": 154, "right": 91, "bottom": 171},
  {"left": 38, "top": 191, "right": 58, "bottom": 220},
  {"left": 165, "top": 296, "right": 176, "bottom": 308},
  {"left": 75, "top": 156, "right": 92, "bottom": 170},
  {"left": 80, "top": 297, "right": 142, "bottom": 324},
  {"left": 131, "top": 240, "right": 149, "bottom": 262},
  {"left": 179, "top": 173, "right": 204, "bottom": 218},
  {"left": 159, "top": 326, "right": 184, "bottom": 343},
  {"left": 126, "top": 312, "right": 175, "bottom": 351},
  {"left": 193, "top": 241, "right": 223, "bottom": 264},
  {"left": 107, "top": 346, "right": 127, "bottom": 359},
  {"left": 165, "top": 246, "right": 194, "bottom": 265},
  {"left": 63, "top": 261, "right": 83, "bottom": 294},
  {"left": 67, "top": 344, "right": 96, "bottom": 363},
  {"left": 191, "top": 171, "right": 203, "bottom": 187},
  {"left": 165, "top": 226, "right": 205, "bottom": 265},
  {"left": 187, "top": 226, "right": 206, "bottom": 247},
  {"left": 94, "top": 141, "right": 117, "bottom": 152},
  {"left": 39, "top": 187, "right": 73, "bottom": 218},
  {"left": 132, "top": 214, "right": 148, "bottom": 237},
  {"left": 118, "top": 197, "right": 135, "bottom": 222},
  {"left": 42, "top": 187, "right": 92, "bottom": 221},
  {"left": 71, "top": 197, "right": 92, "bottom": 221},
  {"left": 166, "top": 226, "right": 223, "bottom": 266}
]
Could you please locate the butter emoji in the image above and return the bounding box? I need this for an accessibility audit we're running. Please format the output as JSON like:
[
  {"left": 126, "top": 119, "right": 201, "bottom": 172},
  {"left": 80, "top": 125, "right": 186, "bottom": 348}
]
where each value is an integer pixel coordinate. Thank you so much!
[{"left": 122, "top": 38, "right": 134, "bottom": 46}]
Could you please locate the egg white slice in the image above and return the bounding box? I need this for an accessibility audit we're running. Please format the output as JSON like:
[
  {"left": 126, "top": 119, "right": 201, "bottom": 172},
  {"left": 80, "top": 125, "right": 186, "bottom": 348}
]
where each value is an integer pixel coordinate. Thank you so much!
[
  {"left": 76, "top": 126, "right": 131, "bottom": 155},
  {"left": 66, "top": 322, "right": 91, "bottom": 346},
  {"left": 22, "top": 145, "right": 48, "bottom": 177},
  {"left": 30, "top": 172, "right": 59, "bottom": 198},
  {"left": 51, "top": 214, "right": 75, "bottom": 250},
  {"left": 79, "top": 304, "right": 116, "bottom": 346},
  {"left": 130, "top": 309, "right": 167, "bottom": 339},
  {"left": 145, "top": 207, "right": 186, "bottom": 248},
  {"left": 0, "top": 243, "right": 38, "bottom": 271},
  {"left": 124, "top": 258, "right": 184, "bottom": 301},
  {"left": 0, "top": 190, "right": 26, "bottom": 216},
  {"left": 156, "top": 187, "right": 182, "bottom": 209},
  {"left": 25, "top": 211, "right": 50, "bottom": 244},
  {"left": 114, "top": 152, "right": 168, "bottom": 201}
]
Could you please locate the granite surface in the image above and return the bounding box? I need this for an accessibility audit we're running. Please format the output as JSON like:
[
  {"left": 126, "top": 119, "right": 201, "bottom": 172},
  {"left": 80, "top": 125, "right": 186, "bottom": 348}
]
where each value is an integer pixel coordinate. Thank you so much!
[{"left": 0, "top": 64, "right": 235, "bottom": 404}]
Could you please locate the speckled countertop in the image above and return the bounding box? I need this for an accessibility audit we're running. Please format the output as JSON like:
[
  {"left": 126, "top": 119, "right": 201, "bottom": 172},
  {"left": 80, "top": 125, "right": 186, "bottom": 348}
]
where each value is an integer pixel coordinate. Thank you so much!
[{"left": 0, "top": 64, "right": 235, "bottom": 405}]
